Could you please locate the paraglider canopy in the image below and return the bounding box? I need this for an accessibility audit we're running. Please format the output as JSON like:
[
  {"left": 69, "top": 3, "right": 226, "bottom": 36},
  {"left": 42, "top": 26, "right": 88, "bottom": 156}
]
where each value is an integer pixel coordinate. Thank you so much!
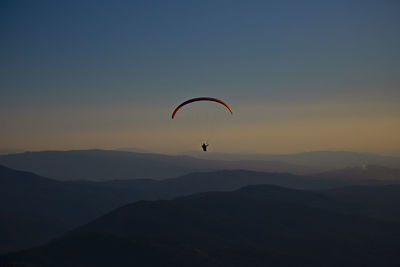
[{"left": 171, "top": 97, "right": 232, "bottom": 119}]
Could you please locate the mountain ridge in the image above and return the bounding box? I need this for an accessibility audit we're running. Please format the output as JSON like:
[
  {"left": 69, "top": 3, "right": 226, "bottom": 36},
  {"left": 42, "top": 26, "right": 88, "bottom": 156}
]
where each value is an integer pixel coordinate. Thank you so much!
[
  {"left": 0, "top": 149, "right": 316, "bottom": 181},
  {"left": 2, "top": 163, "right": 400, "bottom": 254},
  {"left": 311, "top": 164, "right": 400, "bottom": 182},
  {"left": 5, "top": 184, "right": 400, "bottom": 266}
]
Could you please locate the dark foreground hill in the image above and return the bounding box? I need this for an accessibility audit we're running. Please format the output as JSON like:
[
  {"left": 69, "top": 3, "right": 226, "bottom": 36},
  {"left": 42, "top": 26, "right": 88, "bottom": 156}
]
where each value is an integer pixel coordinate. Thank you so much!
[
  {"left": 0, "top": 165, "right": 129, "bottom": 252},
  {"left": 0, "top": 149, "right": 317, "bottom": 181},
  {"left": 322, "top": 184, "right": 400, "bottom": 223},
  {"left": 4, "top": 185, "right": 400, "bottom": 267},
  {"left": 0, "top": 211, "right": 65, "bottom": 254}
]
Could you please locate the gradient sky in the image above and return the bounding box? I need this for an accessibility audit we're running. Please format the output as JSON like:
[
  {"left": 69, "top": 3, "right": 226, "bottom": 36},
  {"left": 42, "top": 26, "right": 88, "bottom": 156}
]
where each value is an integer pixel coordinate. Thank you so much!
[{"left": 1, "top": 0, "right": 399, "bottom": 155}]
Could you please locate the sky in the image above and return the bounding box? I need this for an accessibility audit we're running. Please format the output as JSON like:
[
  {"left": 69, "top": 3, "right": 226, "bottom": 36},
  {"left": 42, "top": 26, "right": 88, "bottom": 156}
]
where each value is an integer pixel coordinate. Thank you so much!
[{"left": 1, "top": 0, "right": 399, "bottom": 155}]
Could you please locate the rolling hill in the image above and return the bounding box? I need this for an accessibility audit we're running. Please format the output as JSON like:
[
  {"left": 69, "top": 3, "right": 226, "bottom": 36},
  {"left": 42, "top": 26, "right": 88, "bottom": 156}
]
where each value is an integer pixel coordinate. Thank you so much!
[
  {"left": 2, "top": 163, "right": 400, "bottom": 255},
  {"left": 0, "top": 165, "right": 348, "bottom": 252},
  {"left": 4, "top": 185, "right": 400, "bottom": 266}
]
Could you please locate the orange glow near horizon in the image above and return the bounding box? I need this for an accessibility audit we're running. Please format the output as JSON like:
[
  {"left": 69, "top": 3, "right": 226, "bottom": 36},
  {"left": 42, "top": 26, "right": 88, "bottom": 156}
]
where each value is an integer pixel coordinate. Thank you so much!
[{"left": 1, "top": 97, "right": 399, "bottom": 156}]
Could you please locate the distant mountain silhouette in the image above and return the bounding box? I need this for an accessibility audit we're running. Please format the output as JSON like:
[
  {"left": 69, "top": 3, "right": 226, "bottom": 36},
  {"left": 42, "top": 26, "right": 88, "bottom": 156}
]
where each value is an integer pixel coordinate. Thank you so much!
[
  {"left": 312, "top": 164, "right": 400, "bottom": 184},
  {"left": 0, "top": 164, "right": 131, "bottom": 226},
  {"left": 116, "top": 147, "right": 153, "bottom": 153},
  {"left": 156, "top": 169, "right": 351, "bottom": 193},
  {"left": 4, "top": 185, "right": 400, "bottom": 266},
  {"left": 0, "top": 148, "right": 24, "bottom": 155},
  {"left": 184, "top": 150, "right": 400, "bottom": 170},
  {"left": 0, "top": 150, "right": 320, "bottom": 181}
]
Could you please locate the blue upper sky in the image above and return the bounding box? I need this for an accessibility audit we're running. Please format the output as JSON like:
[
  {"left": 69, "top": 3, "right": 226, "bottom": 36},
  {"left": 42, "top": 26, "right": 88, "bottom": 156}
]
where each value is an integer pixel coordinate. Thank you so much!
[
  {"left": 1, "top": 0, "right": 399, "bottom": 154},
  {"left": 2, "top": 0, "right": 399, "bottom": 104}
]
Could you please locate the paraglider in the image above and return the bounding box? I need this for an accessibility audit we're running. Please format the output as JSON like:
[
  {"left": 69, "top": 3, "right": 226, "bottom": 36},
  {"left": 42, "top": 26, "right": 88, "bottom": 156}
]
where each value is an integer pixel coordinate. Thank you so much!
[
  {"left": 172, "top": 97, "right": 232, "bottom": 151},
  {"left": 201, "top": 143, "right": 209, "bottom": 151}
]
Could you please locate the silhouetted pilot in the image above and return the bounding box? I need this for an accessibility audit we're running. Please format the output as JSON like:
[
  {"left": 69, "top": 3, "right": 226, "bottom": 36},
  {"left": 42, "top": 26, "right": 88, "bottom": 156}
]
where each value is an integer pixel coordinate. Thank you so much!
[{"left": 201, "top": 143, "right": 209, "bottom": 152}]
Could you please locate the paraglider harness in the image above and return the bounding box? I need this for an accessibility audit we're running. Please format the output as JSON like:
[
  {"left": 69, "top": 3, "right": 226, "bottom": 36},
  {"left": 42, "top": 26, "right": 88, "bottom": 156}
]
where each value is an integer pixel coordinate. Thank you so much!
[{"left": 201, "top": 143, "right": 209, "bottom": 152}]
